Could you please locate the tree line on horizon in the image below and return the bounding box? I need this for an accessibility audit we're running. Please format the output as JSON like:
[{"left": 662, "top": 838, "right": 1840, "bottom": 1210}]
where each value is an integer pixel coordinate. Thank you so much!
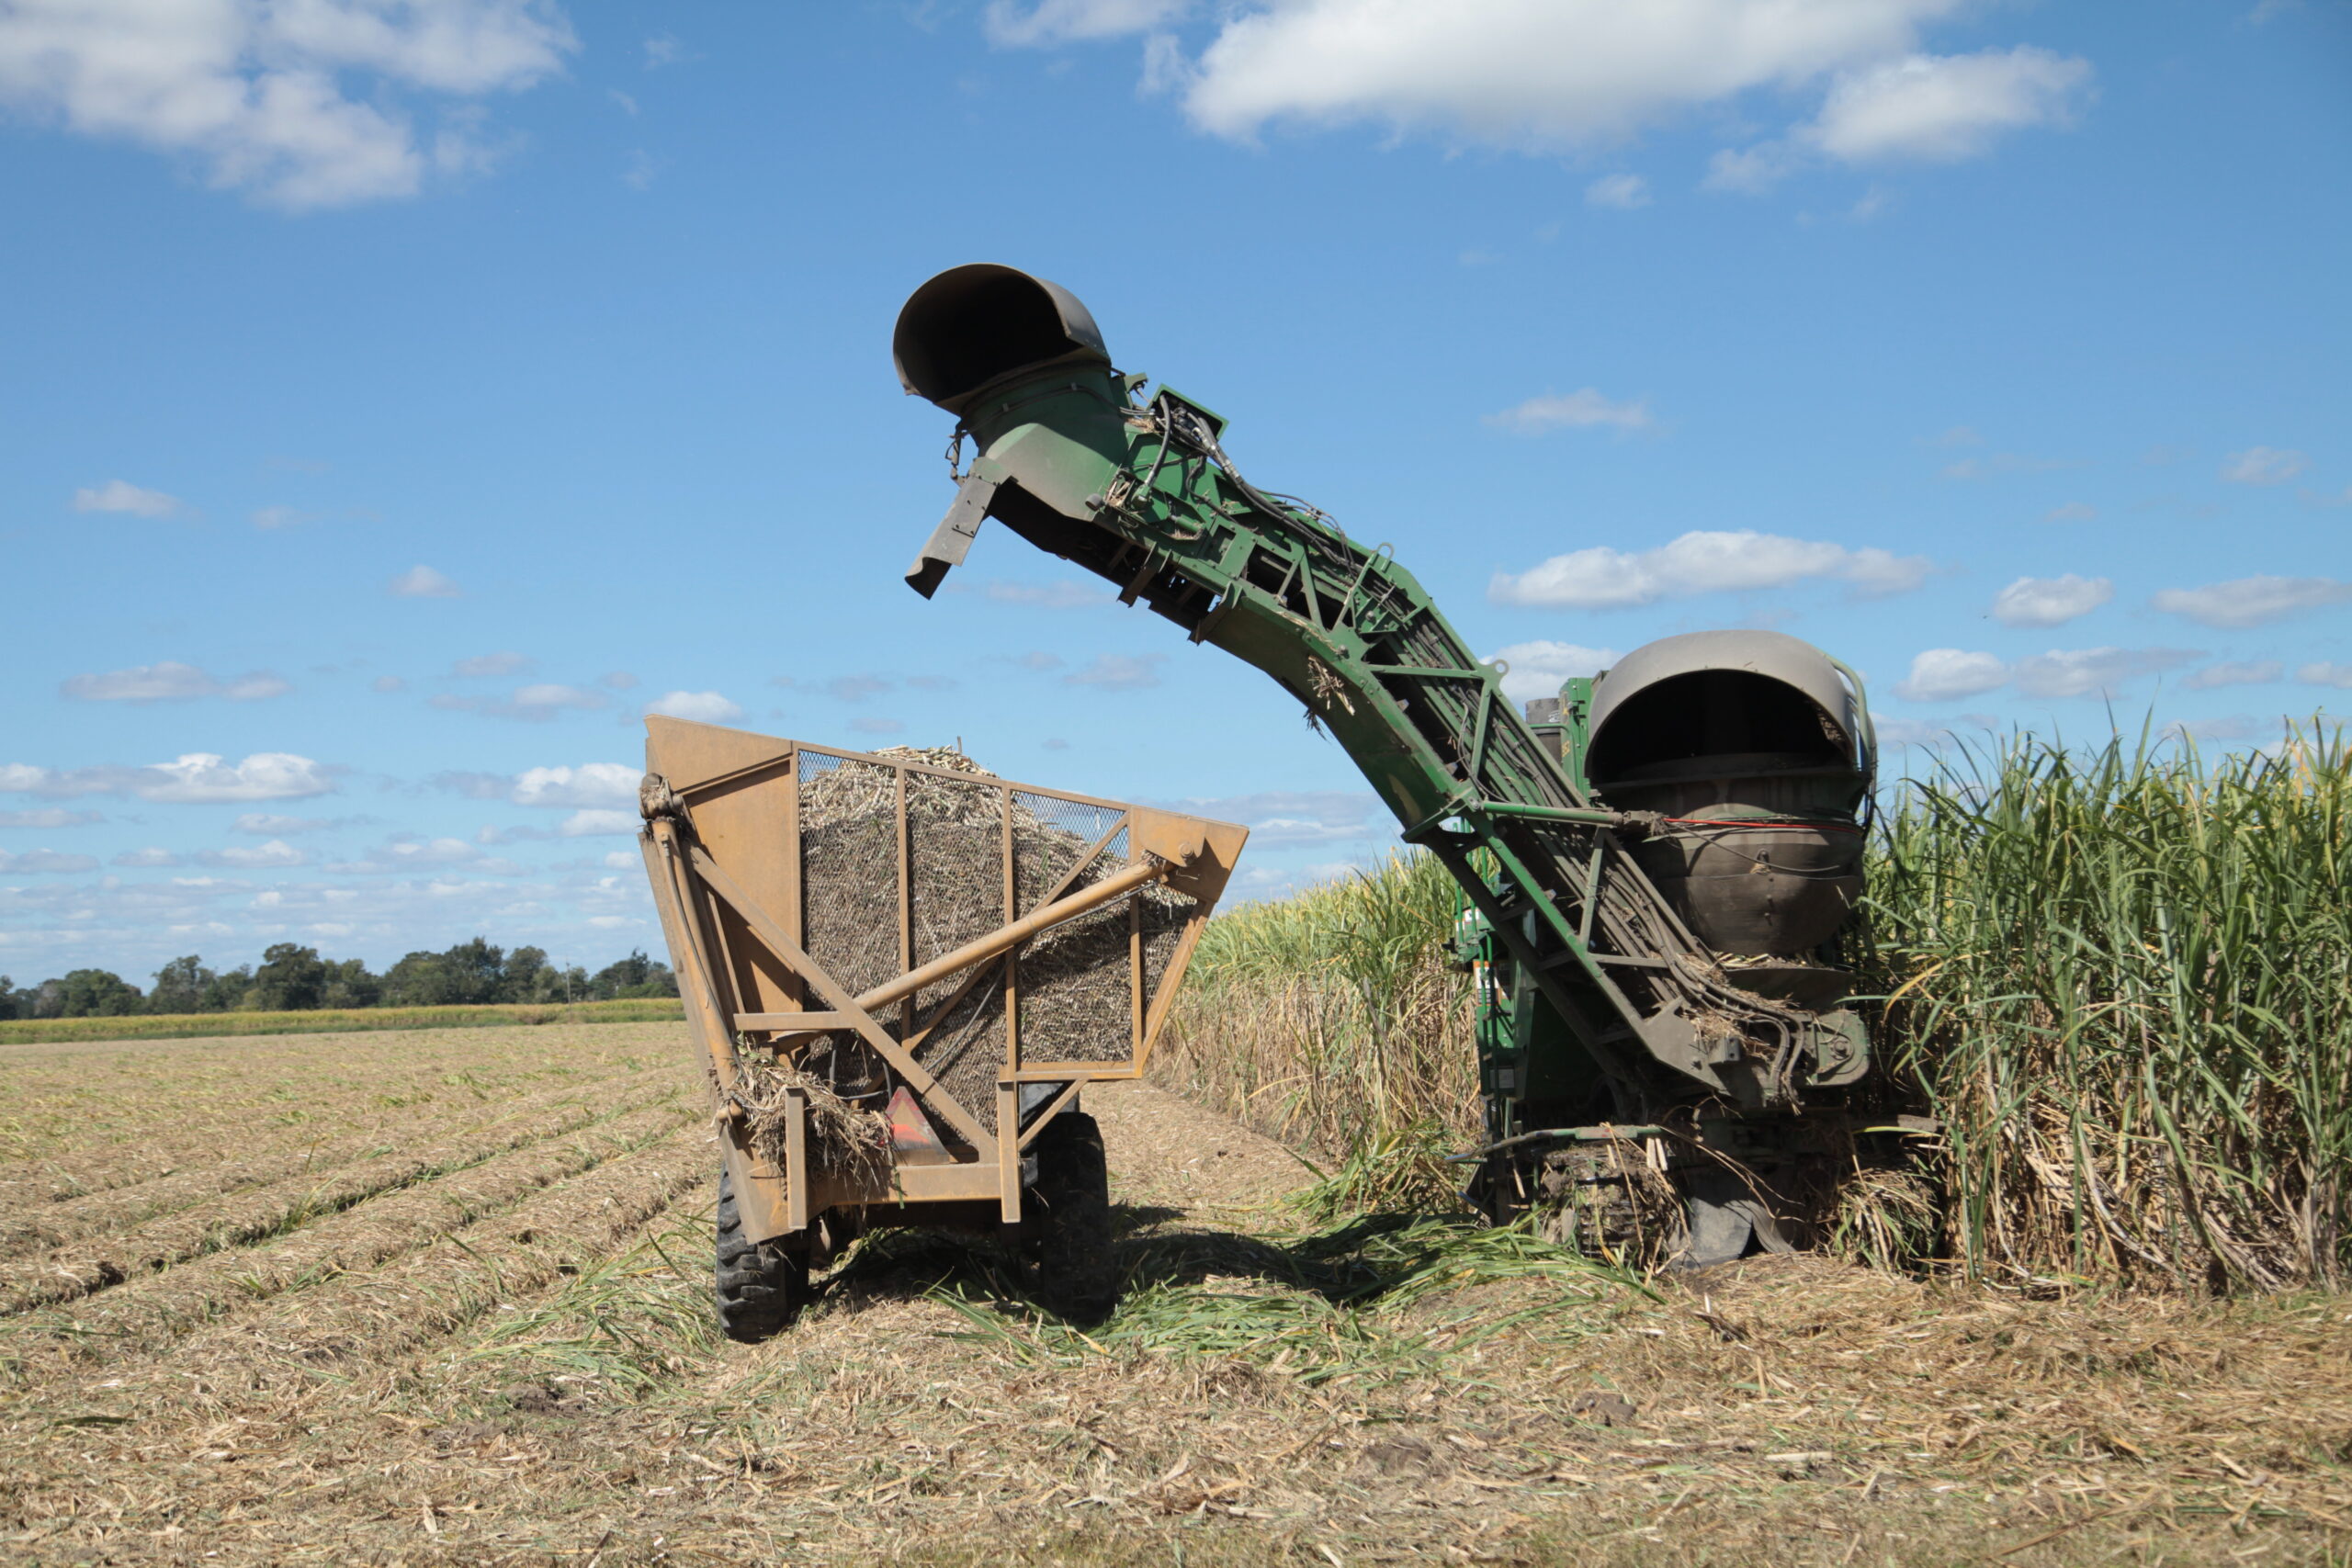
[{"left": 0, "top": 938, "right": 677, "bottom": 1021}]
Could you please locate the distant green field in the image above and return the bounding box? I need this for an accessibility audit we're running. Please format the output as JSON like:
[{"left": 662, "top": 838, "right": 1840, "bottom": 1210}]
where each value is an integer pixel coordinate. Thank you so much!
[{"left": 0, "top": 997, "right": 685, "bottom": 1046}]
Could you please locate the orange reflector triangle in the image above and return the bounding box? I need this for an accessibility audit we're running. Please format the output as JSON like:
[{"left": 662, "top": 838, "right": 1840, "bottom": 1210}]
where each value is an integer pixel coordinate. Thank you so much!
[{"left": 885, "top": 1086, "right": 954, "bottom": 1166}]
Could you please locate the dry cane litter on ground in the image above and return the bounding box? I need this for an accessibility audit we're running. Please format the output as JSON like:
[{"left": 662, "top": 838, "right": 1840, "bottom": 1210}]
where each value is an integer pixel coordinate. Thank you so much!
[{"left": 0, "top": 1021, "right": 2345, "bottom": 1565}]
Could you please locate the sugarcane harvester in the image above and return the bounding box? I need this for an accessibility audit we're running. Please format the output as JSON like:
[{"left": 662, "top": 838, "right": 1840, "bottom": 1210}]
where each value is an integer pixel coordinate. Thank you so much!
[{"left": 893, "top": 265, "right": 1887, "bottom": 1266}]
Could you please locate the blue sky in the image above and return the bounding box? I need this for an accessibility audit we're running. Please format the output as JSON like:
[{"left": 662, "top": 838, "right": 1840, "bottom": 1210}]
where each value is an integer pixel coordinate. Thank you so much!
[{"left": 2, "top": 0, "right": 2346, "bottom": 984}]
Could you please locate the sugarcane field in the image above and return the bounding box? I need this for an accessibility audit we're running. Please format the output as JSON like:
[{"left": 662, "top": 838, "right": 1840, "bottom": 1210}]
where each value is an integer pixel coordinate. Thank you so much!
[
  {"left": 5, "top": 723, "right": 2349, "bottom": 1566},
  {"left": 4, "top": 6, "right": 2347, "bottom": 1566}
]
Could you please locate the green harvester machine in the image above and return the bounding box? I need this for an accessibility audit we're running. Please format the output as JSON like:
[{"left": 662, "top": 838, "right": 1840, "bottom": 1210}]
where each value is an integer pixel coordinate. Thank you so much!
[{"left": 893, "top": 265, "right": 1911, "bottom": 1266}]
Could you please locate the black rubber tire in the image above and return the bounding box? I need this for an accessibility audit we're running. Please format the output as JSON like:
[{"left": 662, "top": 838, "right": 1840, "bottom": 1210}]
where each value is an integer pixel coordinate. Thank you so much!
[
  {"left": 1023, "top": 1111, "right": 1117, "bottom": 1324},
  {"left": 714, "top": 1165, "right": 808, "bottom": 1343}
]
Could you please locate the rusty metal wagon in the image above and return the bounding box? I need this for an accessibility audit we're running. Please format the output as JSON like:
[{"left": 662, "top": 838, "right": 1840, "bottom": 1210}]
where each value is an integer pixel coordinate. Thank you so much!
[{"left": 635, "top": 716, "right": 1247, "bottom": 1336}]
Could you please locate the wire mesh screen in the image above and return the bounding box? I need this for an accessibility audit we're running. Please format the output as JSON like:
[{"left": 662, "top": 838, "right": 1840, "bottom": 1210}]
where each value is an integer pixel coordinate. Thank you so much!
[
  {"left": 916, "top": 967, "right": 1011, "bottom": 1134},
  {"left": 1139, "top": 884, "right": 1196, "bottom": 1015},
  {"left": 907, "top": 776, "right": 1009, "bottom": 1007},
  {"left": 799, "top": 757, "right": 903, "bottom": 999},
  {"left": 904, "top": 774, "right": 1012, "bottom": 1129},
  {"left": 1012, "top": 791, "right": 1124, "bottom": 916},
  {"left": 1018, "top": 879, "right": 1199, "bottom": 1063},
  {"left": 759, "top": 748, "right": 1216, "bottom": 1134}
]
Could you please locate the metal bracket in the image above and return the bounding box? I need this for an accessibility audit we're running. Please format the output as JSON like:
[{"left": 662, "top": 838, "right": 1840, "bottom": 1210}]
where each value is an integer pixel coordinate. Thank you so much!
[{"left": 905, "top": 473, "right": 998, "bottom": 597}]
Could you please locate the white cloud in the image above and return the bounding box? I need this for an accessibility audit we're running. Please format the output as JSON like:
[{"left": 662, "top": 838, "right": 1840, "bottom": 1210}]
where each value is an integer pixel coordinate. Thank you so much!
[
  {"left": 508, "top": 683, "right": 600, "bottom": 711},
  {"left": 1486, "top": 389, "right": 1651, "bottom": 434},
  {"left": 508, "top": 763, "right": 638, "bottom": 810},
  {"left": 232, "top": 812, "right": 339, "bottom": 834},
  {"left": 985, "top": 0, "right": 1191, "bottom": 46},
  {"left": 0, "top": 0, "right": 575, "bottom": 209},
  {"left": 1485, "top": 640, "right": 1621, "bottom": 705},
  {"left": 2165, "top": 716, "right": 2268, "bottom": 744},
  {"left": 1990, "top": 574, "right": 2112, "bottom": 629},
  {"left": 1893, "top": 645, "right": 2199, "bottom": 702},
  {"left": 73, "top": 479, "right": 183, "bottom": 516},
  {"left": 372, "top": 675, "right": 406, "bottom": 693},
  {"left": 821, "top": 675, "right": 891, "bottom": 703},
  {"left": 1161, "top": 789, "right": 1383, "bottom": 848},
  {"left": 250, "top": 505, "right": 320, "bottom": 528},
  {"left": 60, "top": 661, "right": 290, "bottom": 702},
  {"left": 980, "top": 579, "right": 1114, "bottom": 608},
  {"left": 1490, "top": 530, "right": 1929, "bottom": 609},
  {"left": 1894, "top": 648, "right": 2007, "bottom": 702},
  {"left": 2152, "top": 575, "right": 2352, "bottom": 629},
  {"left": 431, "top": 683, "right": 608, "bottom": 721},
  {"left": 1870, "top": 713, "right": 1956, "bottom": 747},
  {"left": 1150, "top": 0, "right": 2092, "bottom": 193},
  {"left": 324, "top": 836, "right": 514, "bottom": 874},
  {"left": 559, "top": 809, "right": 639, "bottom": 837},
  {"left": 0, "top": 849, "right": 98, "bottom": 874},
  {"left": 2042, "top": 502, "right": 2098, "bottom": 523},
  {"left": 2011, "top": 647, "right": 2199, "bottom": 699},
  {"left": 1584, "top": 172, "right": 1649, "bottom": 209},
  {"left": 1939, "top": 452, "right": 2068, "bottom": 481},
  {"left": 0, "top": 808, "right": 102, "bottom": 829},
  {"left": 597, "top": 670, "right": 639, "bottom": 690},
  {"left": 618, "top": 147, "right": 661, "bottom": 191},
  {"left": 1702, "top": 143, "right": 1793, "bottom": 193},
  {"left": 1227, "top": 857, "right": 1385, "bottom": 904},
  {"left": 112, "top": 847, "right": 184, "bottom": 868},
  {"left": 1838, "top": 547, "right": 1935, "bottom": 597},
  {"left": 2183, "top": 660, "right": 2282, "bottom": 691},
  {"left": 1, "top": 752, "right": 339, "bottom": 803},
  {"left": 141, "top": 752, "right": 340, "bottom": 802},
  {"left": 199, "top": 838, "right": 307, "bottom": 869},
  {"left": 849, "top": 716, "right": 906, "bottom": 735},
  {"left": 1179, "top": 0, "right": 1934, "bottom": 150},
  {"left": 452, "top": 650, "right": 533, "bottom": 677},
  {"left": 0, "top": 858, "right": 656, "bottom": 973},
  {"left": 0, "top": 763, "right": 102, "bottom": 797},
  {"left": 389, "top": 564, "right": 461, "bottom": 598},
  {"left": 2221, "top": 446, "right": 2308, "bottom": 486},
  {"left": 2301, "top": 661, "right": 2352, "bottom": 689},
  {"left": 1803, "top": 47, "right": 2090, "bottom": 163},
  {"left": 1064, "top": 654, "right": 1166, "bottom": 690},
  {"left": 644, "top": 690, "right": 744, "bottom": 723}
]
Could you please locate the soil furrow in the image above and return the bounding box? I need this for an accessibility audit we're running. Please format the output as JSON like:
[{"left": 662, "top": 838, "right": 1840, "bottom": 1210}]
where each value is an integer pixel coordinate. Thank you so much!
[
  {"left": 141, "top": 1124, "right": 713, "bottom": 1400},
  {"left": 0, "top": 1074, "right": 690, "bottom": 1315},
  {"left": 0, "top": 1063, "right": 681, "bottom": 1255},
  {"left": 0, "top": 1096, "right": 698, "bottom": 1371},
  {"left": 0, "top": 1024, "right": 682, "bottom": 1203}
]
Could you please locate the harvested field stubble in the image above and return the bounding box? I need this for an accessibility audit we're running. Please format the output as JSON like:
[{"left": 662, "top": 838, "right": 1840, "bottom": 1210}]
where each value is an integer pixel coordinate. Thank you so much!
[
  {"left": 0, "top": 1025, "right": 670, "bottom": 1207},
  {"left": 0, "top": 997, "right": 684, "bottom": 1048},
  {"left": 0, "top": 1062, "right": 682, "bottom": 1281},
  {"left": 3, "top": 1095, "right": 695, "bottom": 1369},
  {"left": 0, "top": 1023, "right": 2345, "bottom": 1565}
]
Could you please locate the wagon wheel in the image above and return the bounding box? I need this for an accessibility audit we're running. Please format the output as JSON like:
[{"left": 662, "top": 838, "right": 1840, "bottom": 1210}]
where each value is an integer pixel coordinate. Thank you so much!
[
  {"left": 714, "top": 1164, "right": 809, "bottom": 1342},
  {"left": 1022, "top": 1110, "right": 1117, "bottom": 1324}
]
